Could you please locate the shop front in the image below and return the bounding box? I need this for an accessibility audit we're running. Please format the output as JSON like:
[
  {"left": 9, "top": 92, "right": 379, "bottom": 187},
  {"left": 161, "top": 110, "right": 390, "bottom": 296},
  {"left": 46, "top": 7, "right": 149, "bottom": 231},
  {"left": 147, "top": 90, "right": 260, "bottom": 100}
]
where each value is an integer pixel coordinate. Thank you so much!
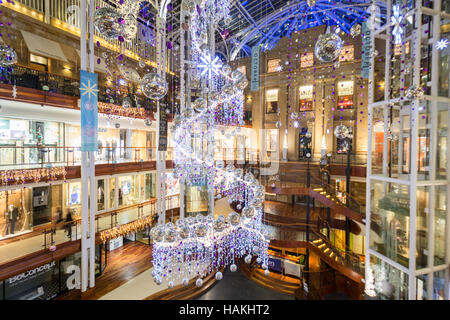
[{"left": 0, "top": 244, "right": 107, "bottom": 300}]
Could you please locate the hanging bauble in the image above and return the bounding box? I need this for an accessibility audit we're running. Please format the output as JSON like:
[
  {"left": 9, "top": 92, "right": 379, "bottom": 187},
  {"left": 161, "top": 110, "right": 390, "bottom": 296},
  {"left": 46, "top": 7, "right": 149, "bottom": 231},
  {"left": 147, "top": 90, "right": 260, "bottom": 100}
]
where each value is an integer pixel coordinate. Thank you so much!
[
  {"left": 150, "top": 225, "right": 164, "bottom": 242},
  {"left": 164, "top": 227, "right": 177, "bottom": 243},
  {"left": 140, "top": 73, "right": 168, "bottom": 100},
  {"left": 94, "top": 7, "right": 123, "bottom": 40},
  {"left": 222, "top": 64, "right": 232, "bottom": 76},
  {"left": 334, "top": 125, "right": 349, "bottom": 139},
  {"left": 121, "top": 13, "right": 138, "bottom": 42},
  {"left": 168, "top": 281, "right": 174, "bottom": 289},
  {"left": 307, "top": 0, "right": 316, "bottom": 7},
  {"left": 230, "top": 264, "right": 237, "bottom": 272},
  {"left": 139, "top": 60, "right": 146, "bottom": 68},
  {"left": 122, "top": 97, "right": 132, "bottom": 108},
  {"left": 179, "top": 225, "right": 191, "bottom": 239},
  {"left": 350, "top": 24, "right": 362, "bottom": 37},
  {"left": 193, "top": 97, "right": 206, "bottom": 112},
  {"left": 244, "top": 255, "right": 252, "bottom": 264},
  {"left": 228, "top": 211, "right": 241, "bottom": 226},
  {"left": 144, "top": 118, "right": 152, "bottom": 126},
  {"left": 215, "top": 271, "right": 223, "bottom": 280},
  {"left": 406, "top": 86, "right": 424, "bottom": 100},
  {"left": 0, "top": 44, "right": 17, "bottom": 66},
  {"left": 213, "top": 215, "right": 226, "bottom": 232},
  {"left": 264, "top": 269, "right": 270, "bottom": 276},
  {"left": 256, "top": 257, "right": 262, "bottom": 264},
  {"left": 195, "top": 223, "right": 208, "bottom": 238},
  {"left": 243, "top": 206, "right": 256, "bottom": 218},
  {"left": 195, "top": 278, "right": 203, "bottom": 287},
  {"left": 182, "top": 278, "right": 189, "bottom": 286},
  {"left": 235, "top": 76, "right": 249, "bottom": 91},
  {"left": 314, "top": 33, "right": 344, "bottom": 63}
]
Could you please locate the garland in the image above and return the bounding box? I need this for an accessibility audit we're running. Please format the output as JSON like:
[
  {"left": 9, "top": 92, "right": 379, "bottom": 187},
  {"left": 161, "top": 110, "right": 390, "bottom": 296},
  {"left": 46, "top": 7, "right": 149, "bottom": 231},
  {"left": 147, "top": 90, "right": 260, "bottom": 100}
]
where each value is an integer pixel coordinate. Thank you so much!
[
  {"left": 98, "top": 102, "right": 148, "bottom": 120},
  {"left": 0, "top": 167, "right": 67, "bottom": 185},
  {"left": 100, "top": 214, "right": 155, "bottom": 242}
]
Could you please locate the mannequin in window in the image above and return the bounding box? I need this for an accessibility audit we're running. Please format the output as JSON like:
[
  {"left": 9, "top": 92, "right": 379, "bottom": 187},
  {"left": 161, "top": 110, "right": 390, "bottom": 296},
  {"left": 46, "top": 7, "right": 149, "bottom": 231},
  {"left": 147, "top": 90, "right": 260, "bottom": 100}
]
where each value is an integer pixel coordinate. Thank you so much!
[{"left": 5, "top": 204, "right": 19, "bottom": 235}]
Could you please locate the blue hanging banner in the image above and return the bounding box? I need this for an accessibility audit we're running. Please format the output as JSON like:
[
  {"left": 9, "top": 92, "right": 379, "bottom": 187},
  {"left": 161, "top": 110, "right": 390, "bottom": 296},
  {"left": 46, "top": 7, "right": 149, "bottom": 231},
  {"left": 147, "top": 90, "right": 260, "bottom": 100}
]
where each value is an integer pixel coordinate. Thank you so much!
[
  {"left": 250, "top": 45, "right": 260, "bottom": 92},
  {"left": 80, "top": 70, "right": 98, "bottom": 152},
  {"left": 361, "top": 22, "right": 371, "bottom": 79}
]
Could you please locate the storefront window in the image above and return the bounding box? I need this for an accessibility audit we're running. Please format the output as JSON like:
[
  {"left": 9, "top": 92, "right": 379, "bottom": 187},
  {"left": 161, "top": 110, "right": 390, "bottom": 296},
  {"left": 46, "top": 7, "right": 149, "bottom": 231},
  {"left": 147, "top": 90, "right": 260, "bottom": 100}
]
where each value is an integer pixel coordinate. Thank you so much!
[
  {"left": 370, "top": 181, "right": 410, "bottom": 267},
  {"left": 370, "top": 255, "right": 409, "bottom": 300},
  {"left": 109, "top": 178, "right": 116, "bottom": 209},
  {"left": 0, "top": 188, "right": 33, "bottom": 239},
  {"left": 300, "top": 52, "right": 314, "bottom": 68},
  {"left": 266, "top": 89, "right": 279, "bottom": 114},
  {"left": 434, "top": 185, "right": 447, "bottom": 266},
  {"left": 64, "top": 182, "right": 81, "bottom": 218},
  {"left": 97, "top": 179, "right": 105, "bottom": 211},
  {"left": 437, "top": 108, "right": 448, "bottom": 180},
  {"left": 267, "top": 59, "right": 280, "bottom": 73},
  {"left": 118, "top": 175, "right": 139, "bottom": 207}
]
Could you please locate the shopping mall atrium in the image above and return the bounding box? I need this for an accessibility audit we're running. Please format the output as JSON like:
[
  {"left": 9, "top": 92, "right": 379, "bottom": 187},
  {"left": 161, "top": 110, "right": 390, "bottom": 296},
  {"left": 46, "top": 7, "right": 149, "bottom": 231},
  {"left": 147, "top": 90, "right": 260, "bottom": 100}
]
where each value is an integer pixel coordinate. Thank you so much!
[{"left": 0, "top": 0, "right": 448, "bottom": 302}]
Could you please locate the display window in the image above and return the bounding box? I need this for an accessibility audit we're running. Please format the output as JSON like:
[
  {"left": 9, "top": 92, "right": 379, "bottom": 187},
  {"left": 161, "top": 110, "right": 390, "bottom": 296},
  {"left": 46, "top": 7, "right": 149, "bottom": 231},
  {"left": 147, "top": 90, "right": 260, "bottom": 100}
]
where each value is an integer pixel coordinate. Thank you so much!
[
  {"left": 337, "top": 81, "right": 354, "bottom": 109},
  {"left": 267, "top": 59, "right": 281, "bottom": 73},
  {"left": 0, "top": 188, "right": 33, "bottom": 240},
  {"left": 299, "top": 85, "right": 314, "bottom": 111},
  {"left": 118, "top": 175, "right": 139, "bottom": 207},
  {"left": 109, "top": 178, "right": 116, "bottom": 209},
  {"left": 97, "top": 179, "right": 105, "bottom": 211},
  {"left": 300, "top": 52, "right": 314, "bottom": 68},
  {"left": 266, "top": 89, "right": 279, "bottom": 114},
  {"left": 64, "top": 182, "right": 82, "bottom": 218}
]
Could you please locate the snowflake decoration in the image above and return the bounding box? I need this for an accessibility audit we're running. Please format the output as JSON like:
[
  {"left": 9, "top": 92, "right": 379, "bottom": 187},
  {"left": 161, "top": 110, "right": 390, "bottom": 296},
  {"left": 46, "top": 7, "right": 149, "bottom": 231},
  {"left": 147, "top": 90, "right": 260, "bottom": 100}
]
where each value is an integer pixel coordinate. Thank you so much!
[
  {"left": 436, "top": 39, "right": 449, "bottom": 50},
  {"left": 80, "top": 79, "right": 99, "bottom": 100},
  {"left": 197, "top": 53, "right": 222, "bottom": 79},
  {"left": 391, "top": 5, "right": 404, "bottom": 45}
]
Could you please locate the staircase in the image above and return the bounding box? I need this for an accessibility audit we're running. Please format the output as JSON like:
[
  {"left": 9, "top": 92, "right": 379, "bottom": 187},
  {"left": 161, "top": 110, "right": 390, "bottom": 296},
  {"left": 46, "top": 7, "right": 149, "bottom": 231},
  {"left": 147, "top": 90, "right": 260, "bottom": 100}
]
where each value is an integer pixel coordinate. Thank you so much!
[{"left": 311, "top": 238, "right": 344, "bottom": 265}]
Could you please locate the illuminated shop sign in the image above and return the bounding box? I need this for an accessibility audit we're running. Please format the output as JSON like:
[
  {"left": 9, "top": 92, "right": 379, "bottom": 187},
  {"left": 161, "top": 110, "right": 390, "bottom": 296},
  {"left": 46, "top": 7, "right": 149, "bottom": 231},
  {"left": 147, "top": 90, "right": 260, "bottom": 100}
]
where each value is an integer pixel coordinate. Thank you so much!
[
  {"left": 337, "top": 81, "right": 354, "bottom": 96},
  {"left": 267, "top": 59, "right": 281, "bottom": 73},
  {"left": 299, "top": 85, "right": 314, "bottom": 111}
]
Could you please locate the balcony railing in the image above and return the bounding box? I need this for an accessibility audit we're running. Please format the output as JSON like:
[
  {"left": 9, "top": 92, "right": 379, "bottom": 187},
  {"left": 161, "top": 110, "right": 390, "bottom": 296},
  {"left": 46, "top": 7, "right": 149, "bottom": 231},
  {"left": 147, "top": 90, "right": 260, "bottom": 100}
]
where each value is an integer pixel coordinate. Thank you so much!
[{"left": 0, "top": 146, "right": 175, "bottom": 170}]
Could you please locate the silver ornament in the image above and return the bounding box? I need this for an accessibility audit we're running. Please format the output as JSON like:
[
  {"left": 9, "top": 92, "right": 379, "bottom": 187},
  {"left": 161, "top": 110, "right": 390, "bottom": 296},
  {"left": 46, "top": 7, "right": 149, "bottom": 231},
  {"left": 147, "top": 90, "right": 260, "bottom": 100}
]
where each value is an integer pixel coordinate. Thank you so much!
[
  {"left": 244, "top": 255, "right": 252, "bottom": 264},
  {"left": 215, "top": 271, "right": 223, "bottom": 280},
  {"left": 182, "top": 278, "right": 189, "bottom": 286},
  {"left": 193, "top": 97, "right": 206, "bottom": 112},
  {"left": 230, "top": 264, "right": 237, "bottom": 272},
  {"left": 213, "top": 215, "right": 226, "bottom": 232},
  {"left": 350, "top": 24, "right": 362, "bottom": 37},
  {"left": 264, "top": 269, "right": 270, "bottom": 276},
  {"left": 228, "top": 211, "right": 241, "bottom": 226},
  {"left": 168, "top": 281, "right": 174, "bottom": 288},
  {"left": 195, "top": 278, "right": 203, "bottom": 287},
  {"left": 195, "top": 223, "right": 208, "bottom": 238},
  {"left": 140, "top": 73, "right": 168, "bottom": 100},
  {"left": 314, "top": 33, "right": 344, "bottom": 63},
  {"left": 122, "top": 97, "right": 132, "bottom": 108},
  {"left": 0, "top": 44, "right": 17, "bottom": 66},
  {"left": 334, "top": 125, "right": 349, "bottom": 139},
  {"left": 94, "top": 7, "right": 123, "bottom": 40},
  {"left": 139, "top": 60, "right": 146, "bottom": 68}
]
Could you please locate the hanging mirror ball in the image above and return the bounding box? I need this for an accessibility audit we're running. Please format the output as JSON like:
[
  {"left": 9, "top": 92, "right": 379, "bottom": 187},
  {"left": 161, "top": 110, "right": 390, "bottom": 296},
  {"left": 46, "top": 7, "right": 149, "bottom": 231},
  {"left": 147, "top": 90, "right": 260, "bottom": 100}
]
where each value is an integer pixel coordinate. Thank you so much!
[
  {"left": 228, "top": 211, "right": 241, "bottom": 226},
  {"left": 213, "top": 215, "right": 226, "bottom": 232},
  {"left": 314, "top": 33, "right": 344, "bottom": 63},
  {"left": 334, "top": 125, "right": 349, "bottom": 139},
  {"left": 350, "top": 24, "right": 362, "bottom": 37},
  {"left": 215, "top": 272, "right": 223, "bottom": 280},
  {"left": 121, "top": 13, "right": 138, "bottom": 42},
  {"left": 122, "top": 97, "right": 132, "bottom": 108},
  {"left": 139, "top": 60, "right": 146, "bottom": 68},
  {"left": 275, "top": 121, "right": 282, "bottom": 129},
  {"left": 94, "top": 7, "right": 123, "bottom": 41},
  {"left": 195, "top": 278, "right": 203, "bottom": 287},
  {"left": 0, "top": 45, "right": 17, "bottom": 66},
  {"left": 193, "top": 97, "right": 206, "bottom": 112},
  {"left": 222, "top": 64, "right": 232, "bottom": 76},
  {"left": 144, "top": 118, "right": 152, "bottom": 126},
  {"left": 140, "top": 73, "right": 168, "bottom": 100}
]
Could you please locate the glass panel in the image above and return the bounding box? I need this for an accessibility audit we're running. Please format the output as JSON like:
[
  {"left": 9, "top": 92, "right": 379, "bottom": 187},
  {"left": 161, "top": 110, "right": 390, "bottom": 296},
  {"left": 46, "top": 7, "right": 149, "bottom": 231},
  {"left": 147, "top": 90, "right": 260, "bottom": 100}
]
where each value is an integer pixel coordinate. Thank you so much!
[
  {"left": 434, "top": 185, "right": 447, "bottom": 266},
  {"left": 370, "top": 181, "right": 410, "bottom": 267},
  {"left": 109, "top": 178, "right": 116, "bottom": 209},
  {"left": 97, "top": 179, "right": 105, "bottom": 211},
  {"left": 118, "top": 175, "right": 139, "bottom": 207},
  {"left": 416, "top": 274, "right": 428, "bottom": 300},
  {"left": 0, "top": 188, "right": 33, "bottom": 239},
  {"left": 437, "top": 109, "right": 448, "bottom": 179},
  {"left": 433, "top": 270, "right": 446, "bottom": 300},
  {"left": 65, "top": 182, "right": 81, "bottom": 218},
  {"left": 416, "top": 186, "right": 429, "bottom": 269},
  {"left": 370, "top": 255, "right": 409, "bottom": 300}
]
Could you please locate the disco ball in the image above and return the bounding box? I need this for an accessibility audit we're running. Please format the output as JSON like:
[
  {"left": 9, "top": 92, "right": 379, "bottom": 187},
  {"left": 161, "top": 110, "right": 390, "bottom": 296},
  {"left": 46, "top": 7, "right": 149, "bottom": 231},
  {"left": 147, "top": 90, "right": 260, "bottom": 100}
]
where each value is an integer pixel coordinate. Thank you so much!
[
  {"left": 307, "top": 0, "right": 316, "bottom": 7},
  {"left": 264, "top": 269, "right": 270, "bottom": 276},
  {"left": 195, "top": 278, "right": 203, "bottom": 287},
  {"left": 228, "top": 211, "right": 241, "bottom": 226},
  {"left": 94, "top": 7, "right": 123, "bottom": 41},
  {"left": 214, "top": 215, "right": 226, "bottom": 232},
  {"left": 242, "top": 206, "right": 255, "bottom": 218},
  {"left": 195, "top": 223, "right": 208, "bottom": 238},
  {"left": 406, "top": 86, "right": 425, "bottom": 100},
  {"left": 193, "top": 97, "right": 206, "bottom": 112},
  {"left": 182, "top": 278, "right": 189, "bottom": 286},
  {"left": 122, "top": 97, "right": 132, "bottom": 108},
  {"left": 215, "top": 271, "right": 223, "bottom": 280},
  {"left": 314, "top": 33, "right": 344, "bottom": 63},
  {"left": 179, "top": 225, "right": 191, "bottom": 239},
  {"left": 121, "top": 13, "right": 138, "bottom": 42},
  {"left": 222, "top": 64, "right": 232, "bottom": 75},
  {"left": 334, "top": 125, "right": 349, "bottom": 139},
  {"left": 350, "top": 24, "right": 362, "bottom": 37},
  {"left": 139, "top": 60, "right": 146, "bottom": 68},
  {"left": 144, "top": 118, "right": 152, "bottom": 126},
  {"left": 140, "top": 73, "right": 168, "bottom": 100},
  {"left": 168, "top": 281, "right": 174, "bottom": 288},
  {"left": 164, "top": 227, "right": 177, "bottom": 243},
  {"left": 0, "top": 44, "right": 17, "bottom": 66},
  {"left": 244, "top": 255, "right": 252, "bottom": 264},
  {"left": 150, "top": 225, "right": 164, "bottom": 242},
  {"left": 230, "top": 263, "right": 237, "bottom": 272}
]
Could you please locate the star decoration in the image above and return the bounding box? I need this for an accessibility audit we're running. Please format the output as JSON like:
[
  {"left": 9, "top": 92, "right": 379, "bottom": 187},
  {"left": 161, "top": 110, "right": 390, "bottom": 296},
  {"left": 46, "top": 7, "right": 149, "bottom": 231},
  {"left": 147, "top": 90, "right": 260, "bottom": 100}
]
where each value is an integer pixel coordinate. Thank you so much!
[
  {"left": 197, "top": 53, "right": 222, "bottom": 79},
  {"left": 436, "top": 39, "right": 449, "bottom": 50},
  {"left": 391, "top": 5, "right": 404, "bottom": 45}
]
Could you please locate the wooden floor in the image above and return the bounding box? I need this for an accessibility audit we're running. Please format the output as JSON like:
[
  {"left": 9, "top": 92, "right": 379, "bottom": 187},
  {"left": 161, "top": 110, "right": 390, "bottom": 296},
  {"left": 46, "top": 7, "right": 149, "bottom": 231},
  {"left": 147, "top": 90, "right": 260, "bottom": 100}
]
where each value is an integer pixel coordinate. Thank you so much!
[{"left": 57, "top": 241, "right": 153, "bottom": 300}]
